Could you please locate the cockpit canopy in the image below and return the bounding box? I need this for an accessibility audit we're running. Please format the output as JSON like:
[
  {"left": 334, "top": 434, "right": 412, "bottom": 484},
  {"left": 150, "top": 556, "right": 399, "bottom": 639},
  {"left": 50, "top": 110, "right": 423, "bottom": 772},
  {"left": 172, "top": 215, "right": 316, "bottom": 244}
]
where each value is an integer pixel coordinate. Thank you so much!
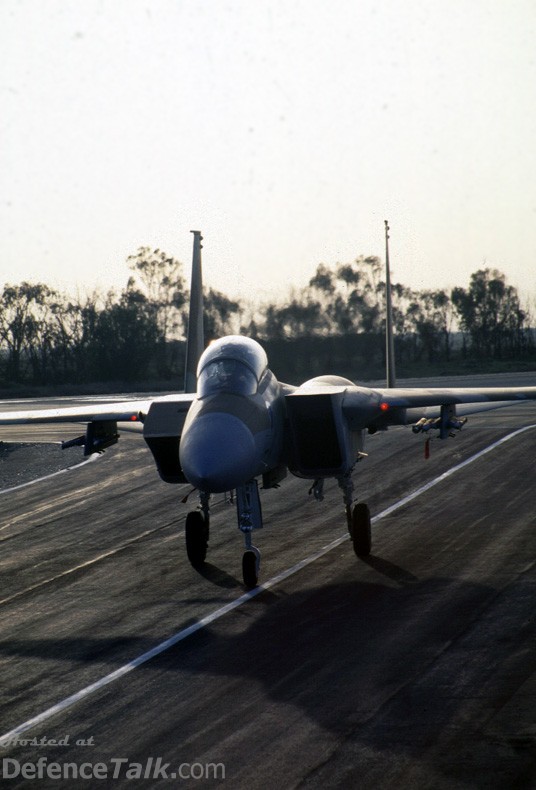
[{"left": 197, "top": 336, "right": 268, "bottom": 398}]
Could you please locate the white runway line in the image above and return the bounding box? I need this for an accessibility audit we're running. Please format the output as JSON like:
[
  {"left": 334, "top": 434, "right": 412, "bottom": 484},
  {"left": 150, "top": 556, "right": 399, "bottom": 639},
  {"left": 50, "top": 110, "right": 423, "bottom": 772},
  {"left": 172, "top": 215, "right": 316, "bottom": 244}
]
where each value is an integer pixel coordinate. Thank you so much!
[
  {"left": 0, "top": 453, "right": 100, "bottom": 496},
  {"left": 1, "top": 423, "right": 535, "bottom": 744}
]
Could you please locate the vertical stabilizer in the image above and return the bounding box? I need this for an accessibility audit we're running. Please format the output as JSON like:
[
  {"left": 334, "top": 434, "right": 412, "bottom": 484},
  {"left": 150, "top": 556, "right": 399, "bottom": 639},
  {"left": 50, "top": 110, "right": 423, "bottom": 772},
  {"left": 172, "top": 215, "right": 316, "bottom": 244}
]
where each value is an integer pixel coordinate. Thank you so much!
[
  {"left": 384, "top": 220, "right": 396, "bottom": 388},
  {"left": 184, "top": 230, "right": 204, "bottom": 393}
]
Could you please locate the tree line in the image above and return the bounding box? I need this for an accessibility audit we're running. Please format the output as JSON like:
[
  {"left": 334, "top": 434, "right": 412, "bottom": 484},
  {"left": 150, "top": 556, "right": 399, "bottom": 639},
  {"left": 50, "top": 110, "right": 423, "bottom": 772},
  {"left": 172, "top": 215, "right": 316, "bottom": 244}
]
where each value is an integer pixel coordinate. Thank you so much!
[{"left": 0, "top": 248, "right": 533, "bottom": 389}]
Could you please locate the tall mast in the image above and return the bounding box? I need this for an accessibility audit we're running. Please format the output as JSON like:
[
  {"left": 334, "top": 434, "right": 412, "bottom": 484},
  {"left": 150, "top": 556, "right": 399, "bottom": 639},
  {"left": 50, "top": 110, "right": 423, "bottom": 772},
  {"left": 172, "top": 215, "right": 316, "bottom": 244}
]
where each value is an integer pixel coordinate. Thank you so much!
[
  {"left": 184, "top": 230, "right": 204, "bottom": 393},
  {"left": 384, "top": 220, "right": 396, "bottom": 388}
]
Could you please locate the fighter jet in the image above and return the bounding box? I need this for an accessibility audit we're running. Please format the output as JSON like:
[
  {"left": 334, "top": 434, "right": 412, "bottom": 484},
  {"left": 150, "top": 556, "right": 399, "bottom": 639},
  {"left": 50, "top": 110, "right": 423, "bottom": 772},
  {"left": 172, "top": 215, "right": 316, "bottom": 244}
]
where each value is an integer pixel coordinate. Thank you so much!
[{"left": 1, "top": 227, "right": 535, "bottom": 588}]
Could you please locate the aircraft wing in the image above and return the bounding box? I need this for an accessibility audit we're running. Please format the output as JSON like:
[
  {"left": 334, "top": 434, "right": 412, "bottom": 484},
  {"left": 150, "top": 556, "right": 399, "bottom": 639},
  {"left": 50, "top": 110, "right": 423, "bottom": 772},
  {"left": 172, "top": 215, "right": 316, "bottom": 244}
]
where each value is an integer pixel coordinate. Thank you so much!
[
  {"left": 372, "top": 386, "right": 536, "bottom": 410},
  {"left": 0, "top": 399, "right": 151, "bottom": 425},
  {"left": 0, "top": 393, "right": 195, "bottom": 425},
  {"left": 341, "top": 384, "right": 536, "bottom": 433},
  {"left": 0, "top": 393, "right": 196, "bottom": 456}
]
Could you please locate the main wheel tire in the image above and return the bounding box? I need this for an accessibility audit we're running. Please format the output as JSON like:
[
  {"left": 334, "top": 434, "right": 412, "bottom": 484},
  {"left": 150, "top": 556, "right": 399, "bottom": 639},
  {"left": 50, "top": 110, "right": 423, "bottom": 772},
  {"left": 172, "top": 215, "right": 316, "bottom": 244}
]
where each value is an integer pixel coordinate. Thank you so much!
[
  {"left": 345, "top": 504, "right": 353, "bottom": 535},
  {"left": 242, "top": 549, "right": 260, "bottom": 589},
  {"left": 185, "top": 511, "right": 209, "bottom": 567},
  {"left": 351, "top": 502, "right": 371, "bottom": 557}
]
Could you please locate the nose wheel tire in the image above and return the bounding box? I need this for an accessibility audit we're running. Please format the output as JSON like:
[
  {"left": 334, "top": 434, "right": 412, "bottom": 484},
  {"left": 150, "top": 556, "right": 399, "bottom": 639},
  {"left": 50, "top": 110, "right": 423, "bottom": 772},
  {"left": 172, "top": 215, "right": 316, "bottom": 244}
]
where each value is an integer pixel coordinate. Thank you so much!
[
  {"left": 350, "top": 503, "right": 371, "bottom": 557},
  {"left": 185, "top": 511, "right": 209, "bottom": 567},
  {"left": 242, "top": 547, "right": 260, "bottom": 589}
]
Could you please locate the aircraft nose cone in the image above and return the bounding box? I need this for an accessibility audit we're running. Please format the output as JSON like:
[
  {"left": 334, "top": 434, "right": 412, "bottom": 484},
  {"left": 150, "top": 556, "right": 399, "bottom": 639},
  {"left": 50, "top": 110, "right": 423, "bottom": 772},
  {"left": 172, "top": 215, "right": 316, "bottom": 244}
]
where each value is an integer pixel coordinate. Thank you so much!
[{"left": 180, "top": 413, "right": 257, "bottom": 492}]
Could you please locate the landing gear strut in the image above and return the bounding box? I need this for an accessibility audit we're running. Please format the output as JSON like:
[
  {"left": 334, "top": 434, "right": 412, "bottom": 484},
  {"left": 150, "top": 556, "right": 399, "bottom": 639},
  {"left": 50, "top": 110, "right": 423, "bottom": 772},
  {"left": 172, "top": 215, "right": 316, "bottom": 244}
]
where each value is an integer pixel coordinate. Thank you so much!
[{"left": 236, "top": 480, "right": 262, "bottom": 588}]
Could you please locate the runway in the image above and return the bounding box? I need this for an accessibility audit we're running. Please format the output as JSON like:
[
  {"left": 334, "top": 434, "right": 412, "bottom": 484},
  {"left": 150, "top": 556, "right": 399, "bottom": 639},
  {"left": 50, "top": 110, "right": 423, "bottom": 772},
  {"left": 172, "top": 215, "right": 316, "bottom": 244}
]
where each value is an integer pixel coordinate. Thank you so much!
[{"left": 0, "top": 393, "right": 535, "bottom": 788}]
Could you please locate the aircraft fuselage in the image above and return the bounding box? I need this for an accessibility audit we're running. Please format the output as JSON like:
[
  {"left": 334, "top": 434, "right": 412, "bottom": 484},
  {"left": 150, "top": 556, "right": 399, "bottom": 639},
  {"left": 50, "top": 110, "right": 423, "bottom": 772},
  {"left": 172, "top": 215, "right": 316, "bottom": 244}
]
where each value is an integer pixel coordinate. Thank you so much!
[{"left": 179, "top": 336, "right": 285, "bottom": 493}]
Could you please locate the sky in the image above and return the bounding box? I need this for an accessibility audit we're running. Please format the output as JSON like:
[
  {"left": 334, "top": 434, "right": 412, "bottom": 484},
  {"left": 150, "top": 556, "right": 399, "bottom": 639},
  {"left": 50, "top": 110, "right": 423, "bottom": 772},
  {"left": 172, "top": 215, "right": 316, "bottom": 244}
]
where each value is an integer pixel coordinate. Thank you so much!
[{"left": 2, "top": 0, "right": 536, "bottom": 308}]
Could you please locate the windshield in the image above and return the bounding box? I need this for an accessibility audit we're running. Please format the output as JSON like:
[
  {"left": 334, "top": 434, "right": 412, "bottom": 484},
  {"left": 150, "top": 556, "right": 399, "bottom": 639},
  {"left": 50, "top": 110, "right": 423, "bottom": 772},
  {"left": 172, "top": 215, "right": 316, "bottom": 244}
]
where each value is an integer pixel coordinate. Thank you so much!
[{"left": 198, "top": 359, "right": 258, "bottom": 397}]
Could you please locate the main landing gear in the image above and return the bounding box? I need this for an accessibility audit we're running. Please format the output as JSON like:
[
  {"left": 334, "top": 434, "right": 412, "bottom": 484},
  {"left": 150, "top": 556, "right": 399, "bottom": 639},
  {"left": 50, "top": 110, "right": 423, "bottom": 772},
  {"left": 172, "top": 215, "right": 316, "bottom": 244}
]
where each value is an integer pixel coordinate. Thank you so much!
[
  {"left": 348, "top": 502, "right": 372, "bottom": 556},
  {"left": 185, "top": 474, "right": 371, "bottom": 588},
  {"left": 338, "top": 473, "right": 372, "bottom": 557},
  {"left": 185, "top": 482, "right": 263, "bottom": 589}
]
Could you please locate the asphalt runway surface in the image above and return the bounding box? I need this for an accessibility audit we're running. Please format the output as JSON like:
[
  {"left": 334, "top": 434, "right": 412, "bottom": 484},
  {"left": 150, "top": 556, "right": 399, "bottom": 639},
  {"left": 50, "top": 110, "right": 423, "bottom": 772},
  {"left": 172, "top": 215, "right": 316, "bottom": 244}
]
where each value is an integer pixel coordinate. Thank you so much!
[{"left": 0, "top": 384, "right": 535, "bottom": 788}]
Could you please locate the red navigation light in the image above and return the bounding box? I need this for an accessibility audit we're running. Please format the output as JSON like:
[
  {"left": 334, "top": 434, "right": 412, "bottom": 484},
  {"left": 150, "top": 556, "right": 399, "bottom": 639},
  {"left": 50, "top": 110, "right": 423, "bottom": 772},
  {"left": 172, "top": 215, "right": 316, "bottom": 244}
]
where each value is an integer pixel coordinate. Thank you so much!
[
  {"left": 130, "top": 414, "right": 138, "bottom": 421},
  {"left": 380, "top": 402, "right": 389, "bottom": 412}
]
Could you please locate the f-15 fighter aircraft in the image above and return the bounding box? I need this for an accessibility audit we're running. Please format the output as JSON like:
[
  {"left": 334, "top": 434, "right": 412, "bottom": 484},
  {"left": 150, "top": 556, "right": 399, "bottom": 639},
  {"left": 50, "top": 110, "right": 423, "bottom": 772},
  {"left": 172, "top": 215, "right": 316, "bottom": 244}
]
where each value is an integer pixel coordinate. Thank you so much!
[{"left": 1, "top": 227, "right": 536, "bottom": 588}]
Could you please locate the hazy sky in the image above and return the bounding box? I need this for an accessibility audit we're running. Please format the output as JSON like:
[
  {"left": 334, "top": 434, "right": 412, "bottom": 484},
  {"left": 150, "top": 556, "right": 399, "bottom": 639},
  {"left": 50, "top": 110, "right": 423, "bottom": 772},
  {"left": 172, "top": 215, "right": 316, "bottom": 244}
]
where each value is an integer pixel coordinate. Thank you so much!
[{"left": 2, "top": 0, "right": 536, "bottom": 306}]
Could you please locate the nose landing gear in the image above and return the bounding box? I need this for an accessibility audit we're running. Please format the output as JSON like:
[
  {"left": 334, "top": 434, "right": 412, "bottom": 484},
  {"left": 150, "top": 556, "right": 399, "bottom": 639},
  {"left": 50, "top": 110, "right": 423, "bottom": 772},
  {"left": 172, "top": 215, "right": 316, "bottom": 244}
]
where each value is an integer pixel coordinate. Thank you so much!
[{"left": 237, "top": 480, "right": 263, "bottom": 589}]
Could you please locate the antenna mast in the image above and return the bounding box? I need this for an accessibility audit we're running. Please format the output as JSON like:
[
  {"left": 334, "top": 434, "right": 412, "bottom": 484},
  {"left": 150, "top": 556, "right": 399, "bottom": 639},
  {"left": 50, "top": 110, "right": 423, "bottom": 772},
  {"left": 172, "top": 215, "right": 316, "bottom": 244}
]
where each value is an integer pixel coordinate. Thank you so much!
[
  {"left": 184, "top": 230, "right": 204, "bottom": 393},
  {"left": 384, "top": 220, "right": 396, "bottom": 388}
]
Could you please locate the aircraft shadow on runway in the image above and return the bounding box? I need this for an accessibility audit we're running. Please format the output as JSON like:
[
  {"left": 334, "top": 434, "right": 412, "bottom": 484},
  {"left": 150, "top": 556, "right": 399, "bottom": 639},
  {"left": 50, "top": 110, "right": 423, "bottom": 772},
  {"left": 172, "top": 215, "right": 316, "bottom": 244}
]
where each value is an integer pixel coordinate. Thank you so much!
[{"left": 2, "top": 567, "right": 534, "bottom": 784}]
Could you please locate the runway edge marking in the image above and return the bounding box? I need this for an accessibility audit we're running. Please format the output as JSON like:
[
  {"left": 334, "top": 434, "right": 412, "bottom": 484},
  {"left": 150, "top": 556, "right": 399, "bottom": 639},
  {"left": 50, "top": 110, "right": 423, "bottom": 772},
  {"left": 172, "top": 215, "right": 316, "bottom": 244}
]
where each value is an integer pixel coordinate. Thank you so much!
[
  {"left": 0, "top": 453, "right": 101, "bottom": 496},
  {"left": 1, "top": 423, "right": 535, "bottom": 743}
]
